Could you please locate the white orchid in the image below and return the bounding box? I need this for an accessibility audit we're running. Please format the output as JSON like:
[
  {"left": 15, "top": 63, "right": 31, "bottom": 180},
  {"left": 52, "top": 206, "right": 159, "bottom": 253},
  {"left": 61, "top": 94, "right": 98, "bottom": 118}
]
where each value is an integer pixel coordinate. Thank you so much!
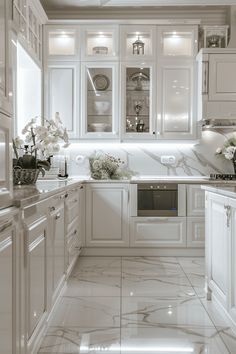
[{"left": 13, "top": 113, "right": 70, "bottom": 164}]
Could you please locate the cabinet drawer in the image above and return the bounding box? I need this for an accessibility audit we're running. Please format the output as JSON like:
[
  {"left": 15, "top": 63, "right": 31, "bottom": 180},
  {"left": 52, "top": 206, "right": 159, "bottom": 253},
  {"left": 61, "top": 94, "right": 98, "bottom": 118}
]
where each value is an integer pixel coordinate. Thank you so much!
[
  {"left": 65, "top": 195, "right": 79, "bottom": 226},
  {"left": 187, "top": 217, "right": 205, "bottom": 248},
  {"left": 130, "top": 217, "right": 186, "bottom": 247}
]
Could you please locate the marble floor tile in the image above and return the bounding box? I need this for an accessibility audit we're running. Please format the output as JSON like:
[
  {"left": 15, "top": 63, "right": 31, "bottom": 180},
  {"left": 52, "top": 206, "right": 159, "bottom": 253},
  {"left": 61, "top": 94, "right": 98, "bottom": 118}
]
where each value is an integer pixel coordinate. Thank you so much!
[
  {"left": 122, "top": 274, "right": 196, "bottom": 299},
  {"left": 66, "top": 274, "right": 121, "bottom": 297},
  {"left": 72, "top": 256, "right": 121, "bottom": 276},
  {"left": 38, "top": 327, "right": 121, "bottom": 354},
  {"left": 186, "top": 273, "right": 206, "bottom": 298},
  {"left": 217, "top": 327, "right": 236, "bottom": 354},
  {"left": 121, "top": 326, "right": 230, "bottom": 354},
  {"left": 178, "top": 257, "right": 205, "bottom": 276},
  {"left": 49, "top": 296, "right": 120, "bottom": 328},
  {"left": 122, "top": 296, "right": 215, "bottom": 328},
  {"left": 122, "top": 257, "right": 184, "bottom": 276}
]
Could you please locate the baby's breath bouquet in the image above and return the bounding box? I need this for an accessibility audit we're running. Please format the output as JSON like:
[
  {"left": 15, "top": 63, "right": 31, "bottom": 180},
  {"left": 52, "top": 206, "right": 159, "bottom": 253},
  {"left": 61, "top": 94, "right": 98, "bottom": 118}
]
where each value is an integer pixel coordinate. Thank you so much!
[
  {"left": 216, "top": 137, "right": 236, "bottom": 173},
  {"left": 89, "top": 153, "right": 133, "bottom": 180}
]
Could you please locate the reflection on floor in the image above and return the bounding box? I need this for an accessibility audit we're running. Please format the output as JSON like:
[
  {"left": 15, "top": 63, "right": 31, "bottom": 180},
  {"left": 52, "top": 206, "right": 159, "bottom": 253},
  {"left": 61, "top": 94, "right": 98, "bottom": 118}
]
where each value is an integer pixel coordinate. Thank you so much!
[{"left": 38, "top": 257, "right": 236, "bottom": 354}]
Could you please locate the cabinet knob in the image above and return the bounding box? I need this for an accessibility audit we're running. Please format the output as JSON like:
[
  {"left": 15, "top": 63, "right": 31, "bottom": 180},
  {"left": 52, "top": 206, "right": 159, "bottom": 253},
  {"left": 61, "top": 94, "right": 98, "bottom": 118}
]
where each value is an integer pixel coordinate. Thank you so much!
[
  {"left": 49, "top": 206, "right": 55, "bottom": 212},
  {"left": 80, "top": 185, "right": 83, "bottom": 189},
  {"left": 65, "top": 193, "right": 68, "bottom": 198},
  {"left": 55, "top": 213, "right": 61, "bottom": 220},
  {"left": 74, "top": 230, "right": 77, "bottom": 235}
]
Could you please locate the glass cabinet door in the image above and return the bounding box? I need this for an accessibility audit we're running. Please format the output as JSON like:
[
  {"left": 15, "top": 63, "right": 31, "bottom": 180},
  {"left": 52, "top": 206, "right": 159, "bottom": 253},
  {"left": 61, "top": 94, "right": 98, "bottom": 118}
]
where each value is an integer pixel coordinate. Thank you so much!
[
  {"left": 82, "top": 26, "right": 118, "bottom": 61},
  {"left": 46, "top": 27, "right": 78, "bottom": 60},
  {"left": 81, "top": 64, "right": 118, "bottom": 138},
  {"left": 122, "top": 64, "right": 155, "bottom": 139},
  {"left": 120, "top": 25, "right": 156, "bottom": 60},
  {"left": 158, "top": 26, "right": 198, "bottom": 58}
]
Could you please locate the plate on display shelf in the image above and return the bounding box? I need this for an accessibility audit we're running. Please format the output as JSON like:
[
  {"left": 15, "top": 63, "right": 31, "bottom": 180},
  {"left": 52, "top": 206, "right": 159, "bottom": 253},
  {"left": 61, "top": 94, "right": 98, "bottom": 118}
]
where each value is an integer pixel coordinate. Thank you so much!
[{"left": 93, "top": 74, "right": 110, "bottom": 91}]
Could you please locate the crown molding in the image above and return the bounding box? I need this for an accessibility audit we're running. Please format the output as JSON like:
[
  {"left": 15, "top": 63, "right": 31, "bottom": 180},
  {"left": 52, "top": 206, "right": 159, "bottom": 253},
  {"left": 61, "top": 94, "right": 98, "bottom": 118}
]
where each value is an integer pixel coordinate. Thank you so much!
[{"left": 44, "top": 6, "right": 228, "bottom": 25}]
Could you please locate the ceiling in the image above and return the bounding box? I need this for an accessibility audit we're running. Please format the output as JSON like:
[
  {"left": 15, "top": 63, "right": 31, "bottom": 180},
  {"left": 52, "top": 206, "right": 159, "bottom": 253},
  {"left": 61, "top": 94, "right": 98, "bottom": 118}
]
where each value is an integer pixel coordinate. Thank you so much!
[{"left": 40, "top": 0, "right": 236, "bottom": 10}]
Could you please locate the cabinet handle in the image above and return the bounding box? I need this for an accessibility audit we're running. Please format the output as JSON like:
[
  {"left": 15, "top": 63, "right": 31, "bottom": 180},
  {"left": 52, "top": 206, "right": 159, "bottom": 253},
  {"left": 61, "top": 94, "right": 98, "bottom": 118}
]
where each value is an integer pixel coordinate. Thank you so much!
[
  {"left": 74, "top": 230, "right": 77, "bottom": 235},
  {"left": 55, "top": 213, "right": 61, "bottom": 220},
  {"left": 64, "top": 193, "right": 68, "bottom": 199},
  {"left": 80, "top": 185, "right": 83, "bottom": 189},
  {"left": 49, "top": 206, "right": 55, "bottom": 212},
  {"left": 224, "top": 205, "right": 231, "bottom": 228}
]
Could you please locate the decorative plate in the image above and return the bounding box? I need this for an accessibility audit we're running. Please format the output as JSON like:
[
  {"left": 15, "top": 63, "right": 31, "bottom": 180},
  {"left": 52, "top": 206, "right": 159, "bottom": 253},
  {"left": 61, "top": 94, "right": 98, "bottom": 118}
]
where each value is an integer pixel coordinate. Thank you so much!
[{"left": 93, "top": 74, "right": 110, "bottom": 91}]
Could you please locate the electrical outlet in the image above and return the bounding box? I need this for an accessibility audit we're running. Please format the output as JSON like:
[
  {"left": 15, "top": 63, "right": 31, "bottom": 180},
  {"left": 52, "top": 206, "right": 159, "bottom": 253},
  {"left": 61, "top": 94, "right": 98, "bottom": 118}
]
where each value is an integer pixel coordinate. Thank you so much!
[{"left": 161, "top": 155, "right": 176, "bottom": 165}]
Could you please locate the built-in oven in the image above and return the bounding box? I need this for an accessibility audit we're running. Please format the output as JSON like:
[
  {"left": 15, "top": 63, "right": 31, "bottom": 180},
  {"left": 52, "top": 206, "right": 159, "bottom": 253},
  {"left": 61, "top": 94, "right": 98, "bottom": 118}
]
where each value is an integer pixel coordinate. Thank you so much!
[{"left": 130, "top": 183, "right": 186, "bottom": 217}]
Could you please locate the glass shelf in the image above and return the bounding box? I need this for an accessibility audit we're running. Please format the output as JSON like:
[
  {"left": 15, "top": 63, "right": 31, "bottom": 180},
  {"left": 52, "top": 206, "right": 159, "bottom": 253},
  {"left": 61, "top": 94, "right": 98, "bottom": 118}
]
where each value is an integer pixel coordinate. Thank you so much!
[{"left": 86, "top": 31, "right": 114, "bottom": 56}]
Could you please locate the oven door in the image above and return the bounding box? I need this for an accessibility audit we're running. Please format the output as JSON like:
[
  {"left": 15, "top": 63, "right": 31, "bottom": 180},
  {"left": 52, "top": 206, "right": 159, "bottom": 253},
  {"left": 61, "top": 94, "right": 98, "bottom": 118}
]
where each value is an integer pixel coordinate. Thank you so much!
[
  {"left": 130, "top": 183, "right": 186, "bottom": 217},
  {"left": 0, "top": 112, "right": 12, "bottom": 209}
]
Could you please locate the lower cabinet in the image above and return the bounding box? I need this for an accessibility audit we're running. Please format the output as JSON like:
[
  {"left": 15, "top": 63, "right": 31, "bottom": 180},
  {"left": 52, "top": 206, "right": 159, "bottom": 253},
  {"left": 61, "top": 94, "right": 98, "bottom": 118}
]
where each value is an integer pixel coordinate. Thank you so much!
[
  {"left": 130, "top": 217, "right": 187, "bottom": 247},
  {"left": 187, "top": 217, "right": 205, "bottom": 248},
  {"left": 48, "top": 196, "right": 65, "bottom": 306},
  {"left": 24, "top": 211, "right": 48, "bottom": 353},
  {"left": 86, "top": 183, "right": 129, "bottom": 247},
  {"left": 206, "top": 191, "right": 236, "bottom": 327},
  {"left": 0, "top": 208, "right": 19, "bottom": 354}
]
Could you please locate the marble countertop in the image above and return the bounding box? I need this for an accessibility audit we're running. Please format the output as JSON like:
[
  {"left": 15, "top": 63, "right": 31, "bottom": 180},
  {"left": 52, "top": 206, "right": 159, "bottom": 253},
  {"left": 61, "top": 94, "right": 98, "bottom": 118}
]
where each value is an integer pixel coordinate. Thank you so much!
[
  {"left": 201, "top": 185, "right": 236, "bottom": 199},
  {"left": 13, "top": 178, "right": 84, "bottom": 208},
  {"left": 13, "top": 175, "right": 236, "bottom": 208}
]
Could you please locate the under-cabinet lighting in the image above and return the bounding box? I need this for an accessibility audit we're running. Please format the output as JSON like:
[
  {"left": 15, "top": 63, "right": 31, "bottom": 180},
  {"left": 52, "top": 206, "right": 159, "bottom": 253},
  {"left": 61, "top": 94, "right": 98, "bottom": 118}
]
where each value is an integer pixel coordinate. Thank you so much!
[{"left": 67, "top": 143, "right": 196, "bottom": 150}]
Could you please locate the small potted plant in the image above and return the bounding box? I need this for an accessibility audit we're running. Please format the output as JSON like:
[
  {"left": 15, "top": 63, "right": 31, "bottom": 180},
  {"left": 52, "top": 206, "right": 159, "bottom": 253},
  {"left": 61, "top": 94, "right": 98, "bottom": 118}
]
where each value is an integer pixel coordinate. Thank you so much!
[{"left": 13, "top": 113, "right": 70, "bottom": 185}]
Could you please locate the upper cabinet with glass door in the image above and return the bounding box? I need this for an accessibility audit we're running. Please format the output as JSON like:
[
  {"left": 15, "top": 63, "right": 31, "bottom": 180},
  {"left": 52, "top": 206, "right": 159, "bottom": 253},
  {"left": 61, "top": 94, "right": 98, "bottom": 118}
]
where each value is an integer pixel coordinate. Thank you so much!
[
  {"left": 81, "top": 63, "right": 119, "bottom": 139},
  {"left": 157, "top": 25, "right": 198, "bottom": 59},
  {"left": 121, "top": 63, "right": 155, "bottom": 140},
  {"left": 45, "top": 26, "right": 79, "bottom": 61},
  {"left": 120, "top": 25, "right": 156, "bottom": 61},
  {"left": 81, "top": 26, "right": 119, "bottom": 61}
]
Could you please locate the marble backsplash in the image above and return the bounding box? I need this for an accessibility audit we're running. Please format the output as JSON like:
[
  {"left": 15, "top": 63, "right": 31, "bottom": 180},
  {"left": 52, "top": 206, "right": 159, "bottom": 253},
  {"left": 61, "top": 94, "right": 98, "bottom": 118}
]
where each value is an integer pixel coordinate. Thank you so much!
[{"left": 61, "top": 131, "right": 235, "bottom": 177}]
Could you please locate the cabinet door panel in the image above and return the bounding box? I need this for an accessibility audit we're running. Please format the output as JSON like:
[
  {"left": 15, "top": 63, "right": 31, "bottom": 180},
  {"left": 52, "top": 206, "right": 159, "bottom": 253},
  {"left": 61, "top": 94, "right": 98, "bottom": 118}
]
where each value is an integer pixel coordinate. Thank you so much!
[
  {"left": 130, "top": 217, "right": 186, "bottom": 247},
  {"left": 0, "top": 229, "right": 13, "bottom": 354},
  {"left": 159, "top": 65, "right": 194, "bottom": 139},
  {"left": 209, "top": 54, "right": 236, "bottom": 101},
  {"left": 0, "top": 0, "right": 6, "bottom": 97},
  {"left": 47, "top": 63, "right": 79, "bottom": 138},
  {"left": 27, "top": 217, "right": 47, "bottom": 339},
  {"left": 208, "top": 194, "right": 228, "bottom": 308},
  {"left": 187, "top": 185, "right": 205, "bottom": 216},
  {"left": 187, "top": 217, "right": 205, "bottom": 248},
  {"left": 86, "top": 185, "right": 129, "bottom": 247}
]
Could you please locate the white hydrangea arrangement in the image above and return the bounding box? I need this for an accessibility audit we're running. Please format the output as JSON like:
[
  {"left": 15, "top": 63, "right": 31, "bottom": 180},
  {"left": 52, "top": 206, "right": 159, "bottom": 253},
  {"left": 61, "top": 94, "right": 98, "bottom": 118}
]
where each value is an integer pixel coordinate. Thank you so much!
[
  {"left": 216, "top": 137, "right": 236, "bottom": 173},
  {"left": 13, "top": 113, "right": 70, "bottom": 171},
  {"left": 89, "top": 153, "right": 134, "bottom": 180}
]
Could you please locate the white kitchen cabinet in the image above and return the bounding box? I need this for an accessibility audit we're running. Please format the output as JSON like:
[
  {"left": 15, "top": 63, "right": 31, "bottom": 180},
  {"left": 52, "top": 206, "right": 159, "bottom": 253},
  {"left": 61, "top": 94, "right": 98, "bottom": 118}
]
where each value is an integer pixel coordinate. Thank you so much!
[
  {"left": 81, "top": 25, "right": 119, "bottom": 61},
  {"left": 23, "top": 199, "right": 50, "bottom": 354},
  {"left": 120, "top": 25, "right": 156, "bottom": 61},
  {"left": 187, "top": 217, "right": 205, "bottom": 248},
  {"left": 197, "top": 48, "right": 236, "bottom": 121},
  {"left": 81, "top": 62, "right": 119, "bottom": 139},
  {"left": 45, "top": 62, "right": 79, "bottom": 138},
  {"left": 45, "top": 25, "right": 79, "bottom": 61},
  {"left": 0, "top": 208, "right": 19, "bottom": 354},
  {"left": 121, "top": 62, "right": 156, "bottom": 140},
  {"left": 0, "top": 0, "right": 12, "bottom": 116},
  {"left": 187, "top": 185, "right": 205, "bottom": 216},
  {"left": 65, "top": 186, "right": 82, "bottom": 275},
  {"left": 206, "top": 192, "right": 229, "bottom": 309},
  {"left": 228, "top": 197, "right": 236, "bottom": 323},
  {"left": 157, "top": 25, "right": 198, "bottom": 59},
  {"left": 157, "top": 62, "right": 196, "bottom": 140},
  {"left": 130, "top": 216, "right": 186, "bottom": 247},
  {"left": 86, "top": 183, "right": 129, "bottom": 247},
  {"left": 48, "top": 195, "right": 65, "bottom": 305}
]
